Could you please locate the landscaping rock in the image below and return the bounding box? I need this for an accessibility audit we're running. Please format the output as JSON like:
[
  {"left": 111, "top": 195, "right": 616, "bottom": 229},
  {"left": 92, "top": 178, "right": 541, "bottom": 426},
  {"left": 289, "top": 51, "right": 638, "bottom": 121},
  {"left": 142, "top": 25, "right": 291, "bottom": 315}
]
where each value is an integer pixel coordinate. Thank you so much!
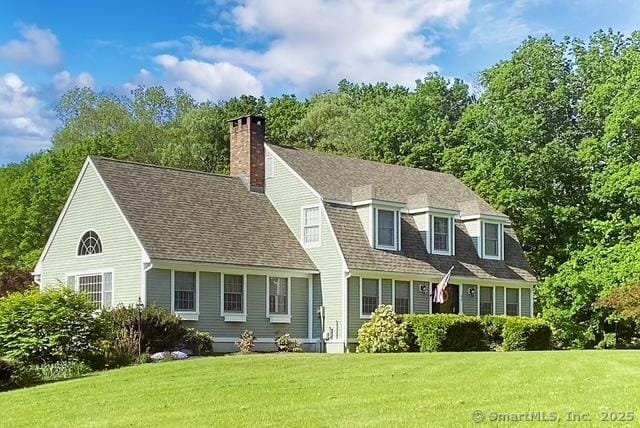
[
  {"left": 171, "top": 351, "right": 188, "bottom": 360},
  {"left": 150, "top": 352, "right": 165, "bottom": 362}
]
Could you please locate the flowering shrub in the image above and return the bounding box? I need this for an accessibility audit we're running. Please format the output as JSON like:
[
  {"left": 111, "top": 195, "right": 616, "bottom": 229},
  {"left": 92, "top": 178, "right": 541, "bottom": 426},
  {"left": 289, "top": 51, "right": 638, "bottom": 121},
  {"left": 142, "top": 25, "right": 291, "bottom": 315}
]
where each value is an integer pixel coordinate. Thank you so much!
[{"left": 357, "top": 305, "right": 410, "bottom": 353}]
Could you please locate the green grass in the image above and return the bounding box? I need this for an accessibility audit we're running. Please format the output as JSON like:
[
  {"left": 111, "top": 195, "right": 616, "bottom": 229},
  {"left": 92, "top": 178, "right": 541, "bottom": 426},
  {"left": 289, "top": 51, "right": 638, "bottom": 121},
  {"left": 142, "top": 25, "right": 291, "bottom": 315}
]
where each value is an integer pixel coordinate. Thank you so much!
[{"left": 0, "top": 351, "right": 638, "bottom": 427}]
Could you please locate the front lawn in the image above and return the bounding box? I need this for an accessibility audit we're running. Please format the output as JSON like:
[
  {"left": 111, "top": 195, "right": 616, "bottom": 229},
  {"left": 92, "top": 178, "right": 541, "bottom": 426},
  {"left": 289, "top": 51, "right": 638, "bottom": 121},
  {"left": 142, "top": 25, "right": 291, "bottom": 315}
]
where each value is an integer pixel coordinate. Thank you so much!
[{"left": 0, "top": 351, "right": 638, "bottom": 427}]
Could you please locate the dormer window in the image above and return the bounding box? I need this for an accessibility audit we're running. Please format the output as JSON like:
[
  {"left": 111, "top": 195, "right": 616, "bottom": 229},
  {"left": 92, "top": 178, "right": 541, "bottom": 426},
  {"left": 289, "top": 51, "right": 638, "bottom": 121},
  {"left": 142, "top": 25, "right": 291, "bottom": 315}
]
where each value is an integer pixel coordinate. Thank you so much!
[
  {"left": 482, "top": 221, "right": 503, "bottom": 260},
  {"left": 430, "top": 215, "right": 454, "bottom": 255},
  {"left": 375, "top": 208, "right": 400, "bottom": 250}
]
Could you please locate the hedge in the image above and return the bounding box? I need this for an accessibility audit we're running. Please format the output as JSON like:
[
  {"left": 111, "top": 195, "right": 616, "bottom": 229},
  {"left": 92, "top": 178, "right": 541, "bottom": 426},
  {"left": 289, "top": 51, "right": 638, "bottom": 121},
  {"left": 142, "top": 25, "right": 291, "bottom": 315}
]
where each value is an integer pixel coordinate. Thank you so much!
[
  {"left": 503, "top": 317, "right": 552, "bottom": 351},
  {"left": 403, "top": 314, "right": 486, "bottom": 352}
]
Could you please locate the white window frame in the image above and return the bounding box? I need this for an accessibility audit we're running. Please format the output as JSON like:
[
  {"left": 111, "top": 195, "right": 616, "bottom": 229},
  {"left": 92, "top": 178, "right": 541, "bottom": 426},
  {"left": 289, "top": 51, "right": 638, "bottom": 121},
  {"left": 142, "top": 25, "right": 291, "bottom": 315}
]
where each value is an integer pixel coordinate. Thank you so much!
[
  {"left": 221, "top": 273, "right": 247, "bottom": 322},
  {"left": 478, "top": 285, "right": 494, "bottom": 316},
  {"left": 482, "top": 221, "right": 503, "bottom": 260},
  {"left": 65, "top": 269, "right": 114, "bottom": 309},
  {"left": 76, "top": 229, "right": 104, "bottom": 258},
  {"left": 430, "top": 215, "right": 454, "bottom": 256},
  {"left": 392, "top": 279, "right": 413, "bottom": 315},
  {"left": 359, "top": 278, "right": 382, "bottom": 319},
  {"left": 374, "top": 207, "right": 400, "bottom": 251},
  {"left": 505, "top": 287, "right": 521, "bottom": 316},
  {"left": 171, "top": 270, "right": 199, "bottom": 321},
  {"left": 265, "top": 154, "right": 275, "bottom": 179},
  {"left": 300, "top": 205, "right": 321, "bottom": 248},
  {"left": 266, "top": 276, "right": 292, "bottom": 324}
]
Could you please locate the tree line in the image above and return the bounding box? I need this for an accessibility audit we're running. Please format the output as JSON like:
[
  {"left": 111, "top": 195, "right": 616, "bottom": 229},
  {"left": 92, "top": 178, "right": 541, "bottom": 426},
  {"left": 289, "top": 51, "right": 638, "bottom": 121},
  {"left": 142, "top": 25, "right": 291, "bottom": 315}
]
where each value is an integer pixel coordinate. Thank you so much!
[{"left": 2, "top": 30, "right": 640, "bottom": 347}]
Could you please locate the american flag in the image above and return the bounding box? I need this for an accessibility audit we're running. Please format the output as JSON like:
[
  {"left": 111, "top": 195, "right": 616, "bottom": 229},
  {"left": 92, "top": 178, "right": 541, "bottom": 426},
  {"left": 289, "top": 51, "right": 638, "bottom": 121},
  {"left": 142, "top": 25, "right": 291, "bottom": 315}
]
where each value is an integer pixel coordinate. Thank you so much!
[{"left": 433, "top": 266, "right": 454, "bottom": 304}]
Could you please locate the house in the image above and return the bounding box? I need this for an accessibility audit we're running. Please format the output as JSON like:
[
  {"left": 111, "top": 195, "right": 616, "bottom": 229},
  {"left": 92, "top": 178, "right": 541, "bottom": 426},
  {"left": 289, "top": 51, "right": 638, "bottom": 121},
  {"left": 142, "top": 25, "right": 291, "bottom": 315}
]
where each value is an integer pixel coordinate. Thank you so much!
[{"left": 34, "top": 115, "right": 536, "bottom": 353}]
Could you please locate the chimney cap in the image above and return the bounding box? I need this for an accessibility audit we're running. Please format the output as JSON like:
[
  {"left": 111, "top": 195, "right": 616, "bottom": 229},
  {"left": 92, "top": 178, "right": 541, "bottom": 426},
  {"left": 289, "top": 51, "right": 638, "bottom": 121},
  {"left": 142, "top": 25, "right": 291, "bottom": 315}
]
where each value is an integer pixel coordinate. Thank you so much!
[{"left": 228, "top": 114, "right": 265, "bottom": 123}]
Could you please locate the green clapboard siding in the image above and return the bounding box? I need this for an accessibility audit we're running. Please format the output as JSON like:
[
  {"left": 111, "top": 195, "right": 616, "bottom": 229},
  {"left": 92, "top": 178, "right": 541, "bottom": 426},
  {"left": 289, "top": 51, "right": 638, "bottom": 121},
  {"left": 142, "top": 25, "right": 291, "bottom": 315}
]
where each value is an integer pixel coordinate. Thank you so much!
[
  {"left": 347, "top": 276, "right": 361, "bottom": 339},
  {"left": 521, "top": 288, "right": 532, "bottom": 316},
  {"left": 40, "top": 163, "right": 143, "bottom": 305},
  {"left": 413, "top": 281, "right": 430, "bottom": 314},
  {"left": 461, "top": 284, "right": 478, "bottom": 315},
  {"left": 381, "top": 279, "right": 392, "bottom": 305},
  {"left": 312, "top": 273, "right": 323, "bottom": 339},
  {"left": 146, "top": 269, "right": 309, "bottom": 339},
  {"left": 265, "top": 150, "right": 345, "bottom": 340},
  {"left": 146, "top": 268, "right": 171, "bottom": 310},
  {"left": 495, "top": 286, "right": 505, "bottom": 315}
]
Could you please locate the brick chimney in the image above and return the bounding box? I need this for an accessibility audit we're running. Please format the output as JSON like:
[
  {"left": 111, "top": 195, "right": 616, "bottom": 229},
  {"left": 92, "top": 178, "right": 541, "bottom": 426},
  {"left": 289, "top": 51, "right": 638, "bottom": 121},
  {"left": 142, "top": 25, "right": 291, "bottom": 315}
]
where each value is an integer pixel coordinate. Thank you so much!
[{"left": 229, "top": 115, "right": 265, "bottom": 192}]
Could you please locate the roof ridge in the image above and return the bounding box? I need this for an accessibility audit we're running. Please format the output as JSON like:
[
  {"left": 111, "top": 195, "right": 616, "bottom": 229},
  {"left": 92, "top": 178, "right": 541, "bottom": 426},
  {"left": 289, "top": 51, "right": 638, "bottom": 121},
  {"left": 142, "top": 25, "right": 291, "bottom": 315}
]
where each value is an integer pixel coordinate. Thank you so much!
[
  {"left": 266, "top": 143, "right": 455, "bottom": 178},
  {"left": 89, "top": 156, "right": 237, "bottom": 179}
]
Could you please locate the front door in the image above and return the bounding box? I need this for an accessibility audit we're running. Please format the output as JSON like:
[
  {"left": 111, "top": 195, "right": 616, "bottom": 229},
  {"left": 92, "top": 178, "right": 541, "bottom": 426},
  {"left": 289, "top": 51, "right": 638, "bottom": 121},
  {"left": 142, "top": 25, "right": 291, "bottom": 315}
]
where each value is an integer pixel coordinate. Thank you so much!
[{"left": 431, "top": 283, "right": 459, "bottom": 314}]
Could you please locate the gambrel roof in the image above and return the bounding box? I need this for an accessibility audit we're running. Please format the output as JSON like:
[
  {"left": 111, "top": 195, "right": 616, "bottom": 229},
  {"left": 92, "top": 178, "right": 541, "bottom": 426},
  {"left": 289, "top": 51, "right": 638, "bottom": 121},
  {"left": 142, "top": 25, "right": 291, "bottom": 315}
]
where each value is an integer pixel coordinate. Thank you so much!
[
  {"left": 268, "top": 144, "right": 505, "bottom": 217},
  {"left": 325, "top": 203, "right": 536, "bottom": 282},
  {"left": 90, "top": 157, "right": 317, "bottom": 272}
]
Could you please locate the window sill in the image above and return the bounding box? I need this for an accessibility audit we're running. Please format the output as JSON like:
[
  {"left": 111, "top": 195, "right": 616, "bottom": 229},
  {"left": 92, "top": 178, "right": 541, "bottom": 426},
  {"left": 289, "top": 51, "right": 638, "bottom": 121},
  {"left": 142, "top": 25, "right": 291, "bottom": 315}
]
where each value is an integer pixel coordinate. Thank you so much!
[
  {"left": 375, "top": 244, "right": 398, "bottom": 251},
  {"left": 483, "top": 255, "right": 501, "bottom": 260},
  {"left": 360, "top": 314, "right": 373, "bottom": 320},
  {"left": 176, "top": 312, "right": 199, "bottom": 321},
  {"left": 223, "top": 313, "right": 247, "bottom": 322},
  {"left": 268, "top": 314, "right": 291, "bottom": 324},
  {"left": 432, "top": 250, "right": 453, "bottom": 256}
]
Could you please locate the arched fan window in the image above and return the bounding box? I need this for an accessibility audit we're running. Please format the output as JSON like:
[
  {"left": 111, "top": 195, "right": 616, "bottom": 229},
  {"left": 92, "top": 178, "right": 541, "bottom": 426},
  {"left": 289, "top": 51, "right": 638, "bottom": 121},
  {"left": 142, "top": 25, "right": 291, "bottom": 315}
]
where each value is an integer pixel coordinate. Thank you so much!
[{"left": 78, "top": 231, "right": 103, "bottom": 256}]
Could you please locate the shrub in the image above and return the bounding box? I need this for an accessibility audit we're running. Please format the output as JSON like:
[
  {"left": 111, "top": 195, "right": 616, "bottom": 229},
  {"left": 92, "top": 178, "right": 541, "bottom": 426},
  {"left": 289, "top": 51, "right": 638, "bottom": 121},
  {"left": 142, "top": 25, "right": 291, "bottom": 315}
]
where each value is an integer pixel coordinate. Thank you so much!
[
  {"left": 0, "top": 358, "right": 14, "bottom": 388},
  {"left": 0, "top": 288, "right": 105, "bottom": 365},
  {"left": 183, "top": 328, "right": 214, "bottom": 356},
  {"left": 102, "top": 305, "right": 185, "bottom": 353},
  {"left": 30, "top": 361, "right": 92, "bottom": 382},
  {"left": 404, "top": 314, "right": 486, "bottom": 352},
  {"left": 139, "top": 353, "right": 153, "bottom": 364},
  {"left": 103, "top": 327, "right": 140, "bottom": 368},
  {"left": 596, "top": 333, "right": 617, "bottom": 350},
  {"left": 502, "top": 318, "right": 552, "bottom": 351},
  {"left": 481, "top": 316, "right": 509, "bottom": 350},
  {"left": 357, "top": 305, "right": 410, "bottom": 353},
  {"left": 236, "top": 330, "right": 256, "bottom": 354},
  {"left": 275, "top": 333, "right": 303, "bottom": 353}
]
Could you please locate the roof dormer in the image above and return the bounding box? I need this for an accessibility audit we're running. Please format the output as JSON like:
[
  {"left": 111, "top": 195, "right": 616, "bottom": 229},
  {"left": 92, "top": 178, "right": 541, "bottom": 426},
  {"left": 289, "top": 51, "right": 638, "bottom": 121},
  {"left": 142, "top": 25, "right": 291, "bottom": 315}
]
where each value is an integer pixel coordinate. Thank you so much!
[
  {"left": 460, "top": 214, "right": 510, "bottom": 261},
  {"left": 352, "top": 186, "right": 405, "bottom": 252}
]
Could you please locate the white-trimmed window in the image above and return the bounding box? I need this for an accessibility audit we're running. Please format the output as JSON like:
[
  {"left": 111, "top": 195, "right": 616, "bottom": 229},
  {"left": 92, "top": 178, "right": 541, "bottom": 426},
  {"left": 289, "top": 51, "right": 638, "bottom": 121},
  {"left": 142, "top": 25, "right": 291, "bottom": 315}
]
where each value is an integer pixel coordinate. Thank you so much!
[
  {"left": 77, "top": 230, "right": 102, "bottom": 256},
  {"left": 375, "top": 208, "right": 400, "bottom": 250},
  {"left": 393, "top": 280, "right": 411, "bottom": 315},
  {"left": 484, "top": 222, "right": 500, "bottom": 258},
  {"left": 222, "top": 274, "right": 246, "bottom": 322},
  {"left": 67, "top": 271, "right": 112, "bottom": 309},
  {"left": 265, "top": 155, "right": 275, "bottom": 179},
  {"left": 267, "top": 277, "right": 291, "bottom": 323},
  {"left": 479, "top": 286, "right": 493, "bottom": 315},
  {"left": 360, "top": 278, "right": 381, "bottom": 318},
  {"left": 172, "top": 271, "right": 198, "bottom": 320},
  {"left": 301, "top": 206, "right": 321, "bottom": 247},
  {"left": 506, "top": 288, "right": 520, "bottom": 316},
  {"left": 432, "top": 216, "right": 451, "bottom": 253}
]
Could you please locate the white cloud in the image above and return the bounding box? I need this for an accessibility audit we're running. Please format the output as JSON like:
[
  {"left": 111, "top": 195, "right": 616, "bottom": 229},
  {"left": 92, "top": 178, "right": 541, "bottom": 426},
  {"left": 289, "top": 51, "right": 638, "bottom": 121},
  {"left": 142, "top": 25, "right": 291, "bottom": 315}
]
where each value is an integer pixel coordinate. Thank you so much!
[
  {"left": 459, "top": 0, "right": 548, "bottom": 52},
  {"left": 193, "top": 0, "right": 470, "bottom": 92},
  {"left": 123, "top": 54, "right": 263, "bottom": 102},
  {"left": 53, "top": 70, "right": 95, "bottom": 94},
  {"left": 0, "top": 73, "right": 56, "bottom": 164},
  {"left": 0, "top": 24, "right": 62, "bottom": 67}
]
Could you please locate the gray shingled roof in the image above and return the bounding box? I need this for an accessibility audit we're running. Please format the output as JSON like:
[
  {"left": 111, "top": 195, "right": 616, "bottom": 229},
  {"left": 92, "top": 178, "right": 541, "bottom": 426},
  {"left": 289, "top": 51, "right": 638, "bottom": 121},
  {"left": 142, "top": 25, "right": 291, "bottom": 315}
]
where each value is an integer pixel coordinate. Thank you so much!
[
  {"left": 268, "top": 144, "right": 505, "bottom": 217},
  {"left": 90, "top": 157, "right": 317, "bottom": 272},
  {"left": 325, "top": 203, "right": 536, "bottom": 282}
]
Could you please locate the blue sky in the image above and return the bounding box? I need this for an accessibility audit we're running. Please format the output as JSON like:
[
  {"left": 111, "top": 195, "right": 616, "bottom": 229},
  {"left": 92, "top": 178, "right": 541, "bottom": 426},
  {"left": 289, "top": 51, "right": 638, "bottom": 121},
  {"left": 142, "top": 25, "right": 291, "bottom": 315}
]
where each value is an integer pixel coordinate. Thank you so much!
[{"left": 1, "top": 0, "right": 638, "bottom": 165}]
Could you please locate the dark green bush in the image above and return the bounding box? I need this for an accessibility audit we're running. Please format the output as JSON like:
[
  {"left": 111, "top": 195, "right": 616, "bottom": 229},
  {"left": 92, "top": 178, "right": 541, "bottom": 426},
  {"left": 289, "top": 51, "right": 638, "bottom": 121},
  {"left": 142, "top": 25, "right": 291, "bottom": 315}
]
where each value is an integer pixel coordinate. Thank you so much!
[
  {"left": 502, "top": 318, "right": 552, "bottom": 351},
  {"left": 357, "top": 305, "right": 410, "bottom": 353},
  {"left": 0, "top": 358, "right": 14, "bottom": 388},
  {"left": 481, "top": 316, "right": 509, "bottom": 349},
  {"left": 404, "top": 314, "right": 486, "bottom": 352},
  {"left": 101, "top": 304, "right": 185, "bottom": 353},
  {"left": 183, "top": 328, "right": 214, "bottom": 356},
  {"left": 0, "top": 288, "right": 105, "bottom": 365}
]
